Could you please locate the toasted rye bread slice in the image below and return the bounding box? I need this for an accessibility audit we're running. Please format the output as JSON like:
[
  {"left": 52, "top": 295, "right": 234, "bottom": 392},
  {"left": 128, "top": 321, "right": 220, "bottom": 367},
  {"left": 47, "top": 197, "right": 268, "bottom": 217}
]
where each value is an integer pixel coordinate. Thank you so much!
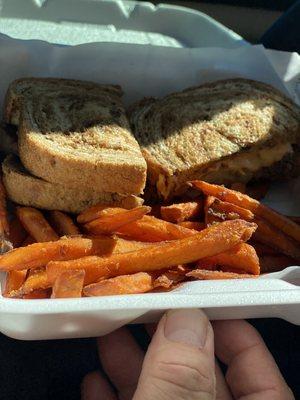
[
  {"left": 2, "top": 155, "right": 143, "bottom": 214},
  {"left": 5, "top": 78, "right": 147, "bottom": 195},
  {"left": 130, "top": 78, "right": 300, "bottom": 199}
]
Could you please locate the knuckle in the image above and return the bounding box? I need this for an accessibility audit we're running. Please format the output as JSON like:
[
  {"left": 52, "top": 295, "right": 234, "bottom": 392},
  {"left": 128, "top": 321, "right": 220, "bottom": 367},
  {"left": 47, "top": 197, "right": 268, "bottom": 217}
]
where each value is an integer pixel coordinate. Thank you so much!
[
  {"left": 158, "top": 361, "right": 211, "bottom": 390},
  {"left": 150, "top": 349, "right": 215, "bottom": 399}
]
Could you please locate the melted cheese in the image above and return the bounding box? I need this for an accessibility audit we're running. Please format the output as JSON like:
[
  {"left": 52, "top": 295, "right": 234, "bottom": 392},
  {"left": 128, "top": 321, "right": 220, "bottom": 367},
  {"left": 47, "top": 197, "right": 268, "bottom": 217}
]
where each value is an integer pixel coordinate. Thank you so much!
[
  {"left": 157, "top": 173, "right": 171, "bottom": 199},
  {"left": 211, "top": 142, "right": 293, "bottom": 175},
  {"left": 156, "top": 142, "right": 293, "bottom": 198}
]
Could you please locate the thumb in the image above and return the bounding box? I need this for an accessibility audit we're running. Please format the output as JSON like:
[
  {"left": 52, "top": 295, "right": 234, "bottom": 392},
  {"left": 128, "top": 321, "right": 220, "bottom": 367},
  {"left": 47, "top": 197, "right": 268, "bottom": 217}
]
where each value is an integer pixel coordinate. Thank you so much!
[{"left": 133, "top": 309, "right": 216, "bottom": 400}]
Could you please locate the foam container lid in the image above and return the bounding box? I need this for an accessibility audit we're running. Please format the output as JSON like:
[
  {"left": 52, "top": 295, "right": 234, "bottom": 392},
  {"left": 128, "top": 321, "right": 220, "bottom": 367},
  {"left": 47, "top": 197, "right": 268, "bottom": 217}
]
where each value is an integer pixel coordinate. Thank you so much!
[{"left": 0, "top": 0, "right": 244, "bottom": 48}]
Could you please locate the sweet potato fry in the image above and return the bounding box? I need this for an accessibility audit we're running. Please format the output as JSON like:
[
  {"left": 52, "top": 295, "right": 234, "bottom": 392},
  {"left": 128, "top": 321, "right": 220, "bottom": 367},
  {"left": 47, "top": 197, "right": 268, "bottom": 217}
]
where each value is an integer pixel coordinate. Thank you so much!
[
  {"left": 231, "top": 182, "right": 246, "bottom": 193},
  {"left": 116, "top": 215, "right": 198, "bottom": 242},
  {"left": 204, "top": 198, "right": 252, "bottom": 227},
  {"left": 0, "top": 236, "right": 116, "bottom": 271},
  {"left": 191, "top": 180, "right": 300, "bottom": 243},
  {"left": 211, "top": 199, "right": 254, "bottom": 221},
  {"left": 51, "top": 270, "right": 85, "bottom": 298},
  {"left": 23, "top": 289, "right": 51, "bottom": 299},
  {"left": 77, "top": 206, "right": 124, "bottom": 224},
  {"left": 198, "top": 195, "right": 300, "bottom": 260},
  {"left": 0, "top": 177, "right": 9, "bottom": 236},
  {"left": 8, "top": 268, "right": 50, "bottom": 297},
  {"left": 153, "top": 274, "right": 174, "bottom": 289},
  {"left": 83, "top": 272, "right": 154, "bottom": 296},
  {"left": 47, "top": 219, "right": 257, "bottom": 285},
  {"left": 178, "top": 221, "right": 205, "bottom": 231},
  {"left": 84, "top": 206, "right": 151, "bottom": 235},
  {"left": 259, "top": 255, "right": 296, "bottom": 273},
  {"left": 22, "top": 236, "right": 35, "bottom": 246},
  {"left": 49, "top": 211, "right": 80, "bottom": 236},
  {"left": 200, "top": 243, "right": 260, "bottom": 275},
  {"left": 8, "top": 218, "right": 27, "bottom": 248},
  {"left": 18, "top": 268, "right": 51, "bottom": 296},
  {"left": 17, "top": 207, "right": 59, "bottom": 242},
  {"left": 219, "top": 266, "right": 251, "bottom": 274},
  {"left": 113, "top": 238, "right": 158, "bottom": 254},
  {"left": 204, "top": 196, "right": 221, "bottom": 226},
  {"left": 254, "top": 218, "right": 300, "bottom": 261},
  {"left": 160, "top": 201, "right": 203, "bottom": 223},
  {"left": 154, "top": 266, "right": 191, "bottom": 288},
  {"left": 186, "top": 269, "right": 257, "bottom": 280},
  {"left": 204, "top": 195, "right": 215, "bottom": 215},
  {"left": 3, "top": 270, "right": 27, "bottom": 295}
]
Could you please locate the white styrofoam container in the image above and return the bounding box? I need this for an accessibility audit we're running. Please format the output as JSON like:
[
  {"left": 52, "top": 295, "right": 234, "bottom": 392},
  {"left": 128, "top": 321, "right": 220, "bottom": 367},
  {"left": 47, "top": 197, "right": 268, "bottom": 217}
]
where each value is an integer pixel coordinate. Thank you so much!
[
  {"left": 0, "top": 32, "right": 300, "bottom": 340},
  {"left": 0, "top": 0, "right": 245, "bottom": 48},
  {"left": 1, "top": 0, "right": 300, "bottom": 339},
  {"left": 0, "top": 268, "right": 299, "bottom": 340}
]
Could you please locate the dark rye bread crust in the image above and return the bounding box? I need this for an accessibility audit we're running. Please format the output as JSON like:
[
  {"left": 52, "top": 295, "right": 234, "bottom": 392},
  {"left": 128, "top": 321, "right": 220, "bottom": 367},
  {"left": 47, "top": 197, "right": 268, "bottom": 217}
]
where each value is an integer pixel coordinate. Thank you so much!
[
  {"left": 4, "top": 78, "right": 147, "bottom": 195},
  {"left": 4, "top": 77, "right": 123, "bottom": 126},
  {"left": 2, "top": 155, "right": 143, "bottom": 214},
  {"left": 130, "top": 78, "right": 300, "bottom": 199}
]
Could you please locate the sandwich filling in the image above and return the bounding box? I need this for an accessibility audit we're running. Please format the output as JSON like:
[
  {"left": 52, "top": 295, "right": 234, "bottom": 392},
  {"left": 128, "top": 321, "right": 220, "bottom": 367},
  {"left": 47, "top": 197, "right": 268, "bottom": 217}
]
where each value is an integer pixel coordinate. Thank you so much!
[{"left": 156, "top": 142, "right": 294, "bottom": 199}]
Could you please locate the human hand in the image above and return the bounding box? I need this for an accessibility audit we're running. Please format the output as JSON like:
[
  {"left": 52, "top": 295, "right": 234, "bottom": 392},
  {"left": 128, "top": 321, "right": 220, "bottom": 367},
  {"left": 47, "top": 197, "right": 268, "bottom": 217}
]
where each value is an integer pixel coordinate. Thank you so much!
[{"left": 82, "top": 309, "right": 294, "bottom": 400}]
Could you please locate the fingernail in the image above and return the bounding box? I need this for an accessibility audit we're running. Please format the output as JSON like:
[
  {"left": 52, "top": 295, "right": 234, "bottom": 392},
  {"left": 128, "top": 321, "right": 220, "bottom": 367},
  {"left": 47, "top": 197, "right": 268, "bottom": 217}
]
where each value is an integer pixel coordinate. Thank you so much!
[{"left": 164, "top": 309, "right": 208, "bottom": 348}]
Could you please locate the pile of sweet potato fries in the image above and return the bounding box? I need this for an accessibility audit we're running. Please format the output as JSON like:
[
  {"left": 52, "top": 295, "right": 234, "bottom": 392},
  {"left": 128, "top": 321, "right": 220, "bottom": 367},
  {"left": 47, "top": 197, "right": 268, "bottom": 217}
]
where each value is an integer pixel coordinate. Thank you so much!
[{"left": 0, "top": 180, "right": 299, "bottom": 299}]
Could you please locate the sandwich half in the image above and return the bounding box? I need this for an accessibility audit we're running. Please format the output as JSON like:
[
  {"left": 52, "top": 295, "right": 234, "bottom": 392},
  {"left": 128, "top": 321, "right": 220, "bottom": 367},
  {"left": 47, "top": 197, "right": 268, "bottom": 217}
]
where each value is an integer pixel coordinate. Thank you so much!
[
  {"left": 2, "top": 155, "right": 143, "bottom": 214},
  {"left": 130, "top": 79, "right": 300, "bottom": 200},
  {"left": 4, "top": 78, "right": 147, "bottom": 195}
]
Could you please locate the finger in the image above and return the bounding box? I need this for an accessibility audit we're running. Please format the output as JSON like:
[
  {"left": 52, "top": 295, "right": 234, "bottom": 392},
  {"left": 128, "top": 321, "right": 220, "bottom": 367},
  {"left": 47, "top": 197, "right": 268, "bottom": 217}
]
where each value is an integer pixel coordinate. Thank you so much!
[
  {"left": 134, "top": 309, "right": 216, "bottom": 400},
  {"left": 215, "top": 360, "right": 233, "bottom": 400},
  {"left": 97, "top": 327, "right": 144, "bottom": 400},
  {"left": 81, "top": 371, "right": 117, "bottom": 400},
  {"left": 146, "top": 323, "right": 231, "bottom": 399},
  {"left": 213, "top": 320, "right": 294, "bottom": 400}
]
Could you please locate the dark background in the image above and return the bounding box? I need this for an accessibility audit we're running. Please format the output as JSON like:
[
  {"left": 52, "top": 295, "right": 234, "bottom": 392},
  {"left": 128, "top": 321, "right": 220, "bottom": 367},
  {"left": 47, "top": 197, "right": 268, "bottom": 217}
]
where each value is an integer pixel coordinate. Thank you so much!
[
  {"left": 0, "top": 319, "right": 299, "bottom": 399},
  {"left": 1, "top": 1, "right": 299, "bottom": 399},
  {"left": 191, "top": 0, "right": 296, "bottom": 10}
]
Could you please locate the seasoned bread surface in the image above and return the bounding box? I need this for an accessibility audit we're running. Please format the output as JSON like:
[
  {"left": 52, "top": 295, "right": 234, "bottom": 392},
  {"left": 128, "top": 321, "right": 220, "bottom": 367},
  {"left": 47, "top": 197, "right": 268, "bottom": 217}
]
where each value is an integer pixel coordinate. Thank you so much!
[{"left": 2, "top": 155, "right": 143, "bottom": 214}]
